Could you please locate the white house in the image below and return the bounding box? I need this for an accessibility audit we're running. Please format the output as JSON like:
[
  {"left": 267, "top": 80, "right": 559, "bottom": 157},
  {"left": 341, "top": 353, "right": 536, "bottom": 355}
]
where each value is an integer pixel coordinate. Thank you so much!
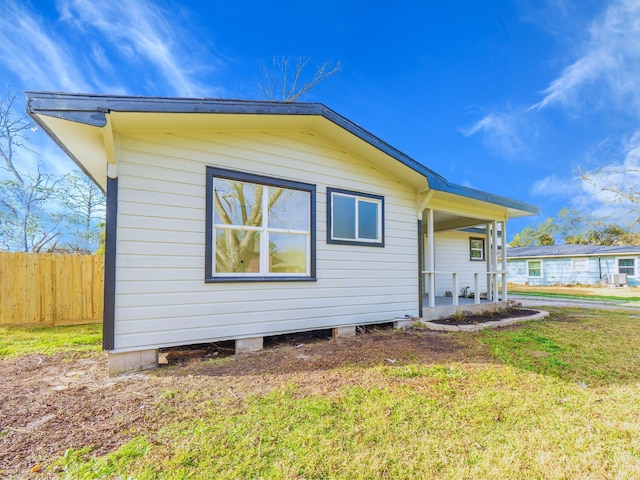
[
  {"left": 507, "top": 244, "right": 640, "bottom": 286},
  {"left": 27, "top": 92, "right": 538, "bottom": 374}
]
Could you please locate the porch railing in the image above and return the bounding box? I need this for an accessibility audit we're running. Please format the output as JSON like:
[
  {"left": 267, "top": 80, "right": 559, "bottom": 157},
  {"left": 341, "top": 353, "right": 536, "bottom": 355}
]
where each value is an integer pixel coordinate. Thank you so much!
[{"left": 422, "top": 271, "right": 507, "bottom": 308}]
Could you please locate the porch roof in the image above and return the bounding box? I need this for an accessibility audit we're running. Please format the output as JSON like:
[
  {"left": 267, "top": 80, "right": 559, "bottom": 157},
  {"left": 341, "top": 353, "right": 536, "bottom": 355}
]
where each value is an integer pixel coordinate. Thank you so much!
[{"left": 26, "top": 91, "right": 538, "bottom": 218}]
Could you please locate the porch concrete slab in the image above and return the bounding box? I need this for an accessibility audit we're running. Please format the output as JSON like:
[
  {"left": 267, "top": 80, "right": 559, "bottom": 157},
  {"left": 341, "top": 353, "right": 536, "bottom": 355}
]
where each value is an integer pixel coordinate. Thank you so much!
[
  {"left": 236, "top": 337, "right": 263, "bottom": 354},
  {"left": 420, "top": 310, "right": 549, "bottom": 332}
]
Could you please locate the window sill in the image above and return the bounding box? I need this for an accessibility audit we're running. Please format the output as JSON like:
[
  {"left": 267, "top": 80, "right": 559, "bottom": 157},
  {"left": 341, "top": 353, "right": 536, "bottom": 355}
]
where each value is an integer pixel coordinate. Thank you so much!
[{"left": 206, "top": 276, "right": 317, "bottom": 283}]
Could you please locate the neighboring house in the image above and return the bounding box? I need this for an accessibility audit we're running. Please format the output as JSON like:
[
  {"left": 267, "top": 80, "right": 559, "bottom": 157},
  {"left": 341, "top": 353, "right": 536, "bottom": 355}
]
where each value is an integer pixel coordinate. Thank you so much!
[
  {"left": 27, "top": 92, "right": 538, "bottom": 374},
  {"left": 506, "top": 244, "right": 640, "bottom": 287}
]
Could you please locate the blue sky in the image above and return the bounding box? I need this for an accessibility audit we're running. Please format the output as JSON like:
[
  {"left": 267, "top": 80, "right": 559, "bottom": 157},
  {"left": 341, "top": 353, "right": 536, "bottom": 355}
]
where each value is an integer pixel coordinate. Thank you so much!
[{"left": 2, "top": 0, "right": 639, "bottom": 239}]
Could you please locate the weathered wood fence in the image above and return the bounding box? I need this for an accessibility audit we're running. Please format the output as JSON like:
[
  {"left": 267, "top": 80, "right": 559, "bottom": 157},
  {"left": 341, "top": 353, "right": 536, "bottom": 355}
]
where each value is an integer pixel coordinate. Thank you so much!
[{"left": 0, "top": 252, "right": 104, "bottom": 327}]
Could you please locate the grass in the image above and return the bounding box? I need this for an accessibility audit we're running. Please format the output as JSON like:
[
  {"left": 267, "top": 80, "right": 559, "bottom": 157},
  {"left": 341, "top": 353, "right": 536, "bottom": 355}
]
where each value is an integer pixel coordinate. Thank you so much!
[
  {"left": 0, "top": 323, "right": 102, "bottom": 358},
  {"left": 8, "top": 310, "right": 640, "bottom": 478},
  {"left": 508, "top": 284, "right": 640, "bottom": 302}
]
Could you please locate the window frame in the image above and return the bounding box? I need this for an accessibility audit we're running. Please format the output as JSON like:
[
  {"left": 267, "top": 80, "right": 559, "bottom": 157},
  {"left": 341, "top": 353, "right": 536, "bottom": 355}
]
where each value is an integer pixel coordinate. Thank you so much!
[
  {"left": 469, "top": 237, "right": 485, "bottom": 261},
  {"left": 617, "top": 257, "right": 636, "bottom": 277},
  {"left": 527, "top": 259, "right": 543, "bottom": 278},
  {"left": 205, "top": 166, "right": 316, "bottom": 283},
  {"left": 571, "top": 258, "right": 588, "bottom": 272},
  {"left": 326, "top": 187, "right": 384, "bottom": 247}
]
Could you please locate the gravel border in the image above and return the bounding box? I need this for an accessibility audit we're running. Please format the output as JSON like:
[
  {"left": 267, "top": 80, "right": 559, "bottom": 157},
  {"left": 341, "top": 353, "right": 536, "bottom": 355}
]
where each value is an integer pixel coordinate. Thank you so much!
[{"left": 421, "top": 310, "right": 549, "bottom": 332}]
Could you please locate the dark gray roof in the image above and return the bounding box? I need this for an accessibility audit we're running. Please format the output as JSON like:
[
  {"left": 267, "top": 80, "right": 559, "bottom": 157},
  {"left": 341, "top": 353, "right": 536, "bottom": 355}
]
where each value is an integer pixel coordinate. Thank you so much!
[
  {"left": 25, "top": 92, "right": 539, "bottom": 215},
  {"left": 507, "top": 244, "right": 640, "bottom": 258}
]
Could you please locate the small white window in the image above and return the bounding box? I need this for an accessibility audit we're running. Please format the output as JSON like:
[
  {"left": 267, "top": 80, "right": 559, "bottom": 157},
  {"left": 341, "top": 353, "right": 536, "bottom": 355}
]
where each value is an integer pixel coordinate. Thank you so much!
[
  {"left": 618, "top": 258, "right": 636, "bottom": 276},
  {"left": 470, "top": 238, "right": 485, "bottom": 261},
  {"left": 527, "top": 260, "right": 543, "bottom": 277},
  {"left": 327, "top": 188, "right": 384, "bottom": 247},
  {"left": 572, "top": 258, "right": 588, "bottom": 272}
]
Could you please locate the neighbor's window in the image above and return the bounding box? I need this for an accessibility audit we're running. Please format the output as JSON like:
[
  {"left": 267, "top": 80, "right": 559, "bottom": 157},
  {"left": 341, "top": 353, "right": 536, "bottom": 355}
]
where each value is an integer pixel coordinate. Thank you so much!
[
  {"left": 527, "top": 260, "right": 543, "bottom": 277},
  {"left": 618, "top": 258, "right": 636, "bottom": 276},
  {"left": 470, "top": 238, "right": 485, "bottom": 261},
  {"left": 327, "top": 188, "right": 384, "bottom": 247},
  {"left": 572, "top": 258, "right": 588, "bottom": 272},
  {"left": 205, "top": 167, "right": 316, "bottom": 282}
]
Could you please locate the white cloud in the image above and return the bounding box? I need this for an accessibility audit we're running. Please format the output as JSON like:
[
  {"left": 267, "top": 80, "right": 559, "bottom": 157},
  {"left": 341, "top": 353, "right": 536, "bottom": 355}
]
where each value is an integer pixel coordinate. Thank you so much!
[
  {"left": 531, "top": 174, "right": 579, "bottom": 197},
  {"left": 0, "top": 1, "right": 91, "bottom": 92},
  {"left": 531, "top": 0, "right": 640, "bottom": 114},
  {"left": 459, "top": 111, "right": 531, "bottom": 160},
  {"left": 0, "top": 0, "right": 224, "bottom": 97},
  {"left": 56, "top": 0, "right": 222, "bottom": 97},
  {"left": 578, "top": 129, "right": 640, "bottom": 224}
]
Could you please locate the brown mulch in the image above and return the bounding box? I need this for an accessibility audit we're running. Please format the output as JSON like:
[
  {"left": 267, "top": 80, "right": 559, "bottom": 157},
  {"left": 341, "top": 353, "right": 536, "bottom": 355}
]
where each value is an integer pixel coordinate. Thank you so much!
[
  {"left": 430, "top": 308, "right": 539, "bottom": 325},
  {"left": 0, "top": 325, "right": 503, "bottom": 477}
]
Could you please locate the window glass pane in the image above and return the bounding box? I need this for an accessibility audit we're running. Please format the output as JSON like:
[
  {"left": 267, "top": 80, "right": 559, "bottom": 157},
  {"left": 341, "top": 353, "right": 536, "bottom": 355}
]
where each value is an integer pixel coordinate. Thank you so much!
[
  {"left": 470, "top": 239, "right": 483, "bottom": 249},
  {"left": 269, "top": 188, "right": 309, "bottom": 230},
  {"left": 269, "top": 233, "right": 307, "bottom": 273},
  {"left": 358, "top": 200, "right": 379, "bottom": 240},
  {"left": 619, "top": 259, "right": 635, "bottom": 275},
  {"left": 471, "top": 249, "right": 483, "bottom": 259},
  {"left": 528, "top": 261, "right": 541, "bottom": 277},
  {"left": 215, "top": 229, "right": 260, "bottom": 273},
  {"left": 214, "top": 179, "right": 262, "bottom": 226},
  {"left": 333, "top": 194, "right": 356, "bottom": 239}
]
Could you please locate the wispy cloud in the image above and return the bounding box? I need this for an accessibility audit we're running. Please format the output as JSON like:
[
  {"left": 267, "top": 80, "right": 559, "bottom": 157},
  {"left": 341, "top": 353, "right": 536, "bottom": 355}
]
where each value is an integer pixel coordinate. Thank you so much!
[
  {"left": 0, "top": 0, "right": 224, "bottom": 97},
  {"left": 57, "top": 0, "right": 222, "bottom": 97},
  {"left": 459, "top": 110, "right": 532, "bottom": 160},
  {"left": 531, "top": 174, "right": 579, "bottom": 198},
  {"left": 0, "top": 1, "right": 91, "bottom": 92},
  {"left": 531, "top": 0, "right": 640, "bottom": 114}
]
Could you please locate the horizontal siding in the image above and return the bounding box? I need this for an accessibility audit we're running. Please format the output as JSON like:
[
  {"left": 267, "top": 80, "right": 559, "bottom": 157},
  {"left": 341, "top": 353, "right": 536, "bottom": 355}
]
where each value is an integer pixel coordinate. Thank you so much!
[
  {"left": 506, "top": 255, "right": 640, "bottom": 286},
  {"left": 113, "top": 128, "right": 419, "bottom": 351},
  {"left": 430, "top": 231, "right": 490, "bottom": 295}
]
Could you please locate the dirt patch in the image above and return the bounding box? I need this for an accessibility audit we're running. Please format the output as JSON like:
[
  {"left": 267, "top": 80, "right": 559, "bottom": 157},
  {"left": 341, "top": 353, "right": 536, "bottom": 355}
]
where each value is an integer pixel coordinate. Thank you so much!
[
  {"left": 430, "top": 308, "right": 539, "bottom": 326},
  {"left": 0, "top": 327, "right": 498, "bottom": 477}
]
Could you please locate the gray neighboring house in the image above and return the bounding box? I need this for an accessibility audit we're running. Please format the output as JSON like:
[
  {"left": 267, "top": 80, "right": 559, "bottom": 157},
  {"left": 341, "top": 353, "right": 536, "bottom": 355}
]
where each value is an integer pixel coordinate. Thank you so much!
[{"left": 506, "top": 244, "right": 640, "bottom": 287}]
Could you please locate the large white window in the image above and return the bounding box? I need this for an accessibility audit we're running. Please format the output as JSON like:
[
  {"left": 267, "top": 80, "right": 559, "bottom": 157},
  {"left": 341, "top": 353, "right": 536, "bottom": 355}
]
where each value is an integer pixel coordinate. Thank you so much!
[
  {"left": 205, "top": 167, "right": 316, "bottom": 282},
  {"left": 618, "top": 258, "right": 636, "bottom": 276},
  {"left": 327, "top": 188, "right": 384, "bottom": 247},
  {"left": 527, "top": 260, "right": 543, "bottom": 278}
]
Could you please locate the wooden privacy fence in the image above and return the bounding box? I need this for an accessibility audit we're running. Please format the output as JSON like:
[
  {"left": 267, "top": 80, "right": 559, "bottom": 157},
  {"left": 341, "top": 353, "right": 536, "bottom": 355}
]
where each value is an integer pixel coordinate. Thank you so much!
[{"left": 0, "top": 252, "right": 104, "bottom": 327}]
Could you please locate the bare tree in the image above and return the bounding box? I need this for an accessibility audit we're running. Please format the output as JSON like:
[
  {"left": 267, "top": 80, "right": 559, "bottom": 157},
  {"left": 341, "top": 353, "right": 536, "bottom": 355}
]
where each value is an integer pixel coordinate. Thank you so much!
[
  {"left": 257, "top": 56, "right": 341, "bottom": 102},
  {"left": 580, "top": 166, "right": 640, "bottom": 226},
  {"left": 57, "top": 171, "right": 106, "bottom": 253}
]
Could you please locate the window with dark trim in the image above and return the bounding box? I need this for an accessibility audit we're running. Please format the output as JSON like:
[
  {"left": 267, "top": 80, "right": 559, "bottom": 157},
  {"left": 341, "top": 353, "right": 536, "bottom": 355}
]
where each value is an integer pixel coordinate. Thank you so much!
[
  {"left": 618, "top": 258, "right": 636, "bottom": 276},
  {"left": 469, "top": 238, "right": 485, "bottom": 261},
  {"left": 205, "top": 167, "right": 316, "bottom": 282},
  {"left": 326, "top": 188, "right": 384, "bottom": 247}
]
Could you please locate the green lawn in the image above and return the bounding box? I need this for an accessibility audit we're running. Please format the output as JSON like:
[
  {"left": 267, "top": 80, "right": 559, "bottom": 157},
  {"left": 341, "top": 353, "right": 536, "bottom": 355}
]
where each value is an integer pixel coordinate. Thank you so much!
[
  {"left": 0, "top": 323, "right": 102, "bottom": 358},
  {"left": 6, "top": 309, "right": 640, "bottom": 479}
]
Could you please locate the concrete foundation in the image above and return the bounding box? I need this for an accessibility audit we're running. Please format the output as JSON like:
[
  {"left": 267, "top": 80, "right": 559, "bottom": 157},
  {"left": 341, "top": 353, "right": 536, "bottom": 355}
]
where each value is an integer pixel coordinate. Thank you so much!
[
  {"left": 235, "top": 336, "right": 264, "bottom": 354},
  {"left": 108, "top": 349, "right": 158, "bottom": 376},
  {"left": 393, "top": 317, "right": 418, "bottom": 329},
  {"left": 332, "top": 326, "right": 356, "bottom": 338}
]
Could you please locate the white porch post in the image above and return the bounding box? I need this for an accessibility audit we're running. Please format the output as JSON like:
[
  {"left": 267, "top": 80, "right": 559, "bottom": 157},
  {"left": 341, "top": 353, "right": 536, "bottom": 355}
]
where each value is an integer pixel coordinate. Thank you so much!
[
  {"left": 427, "top": 208, "right": 435, "bottom": 308},
  {"left": 474, "top": 273, "right": 480, "bottom": 304},
  {"left": 492, "top": 220, "right": 499, "bottom": 302},
  {"left": 452, "top": 273, "right": 459, "bottom": 306},
  {"left": 485, "top": 222, "right": 492, "bottom": 301},
  {"left": 501, "top": 219, "right": 508, "bottom": 302}
]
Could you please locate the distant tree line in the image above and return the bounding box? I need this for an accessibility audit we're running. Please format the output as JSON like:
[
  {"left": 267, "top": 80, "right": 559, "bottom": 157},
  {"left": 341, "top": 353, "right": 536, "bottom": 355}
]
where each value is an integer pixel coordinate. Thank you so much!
[
  {"left": 0, "top": 88, "right": 105, "bottom": 254},
  {"left": 510, "top": 208, "right": 640, "bottom": 247}
]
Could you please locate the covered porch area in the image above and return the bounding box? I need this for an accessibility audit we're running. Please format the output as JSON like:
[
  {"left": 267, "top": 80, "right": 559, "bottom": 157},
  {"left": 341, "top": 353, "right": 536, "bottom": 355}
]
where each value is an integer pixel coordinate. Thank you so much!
[{"left": 416, "top": 188, "right": 531, "bottom": 321}]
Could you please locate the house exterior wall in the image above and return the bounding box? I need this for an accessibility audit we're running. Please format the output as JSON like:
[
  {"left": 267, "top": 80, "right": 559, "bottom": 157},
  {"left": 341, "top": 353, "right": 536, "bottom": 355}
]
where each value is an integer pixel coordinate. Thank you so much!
[
  {"left": 111, "top": 128, "right": 419, "bottom": 352},
  {"left": 428, "top": 231, "right": 489, "bottom": 296},
  {"left": 507, "top": 255, "right": 640, "bottom": 286}
]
